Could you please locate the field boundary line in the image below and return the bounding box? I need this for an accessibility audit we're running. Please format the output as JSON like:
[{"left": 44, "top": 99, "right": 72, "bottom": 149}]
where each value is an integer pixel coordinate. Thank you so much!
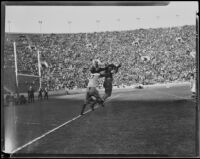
[
  {"left": 11, "top": 115, "right": 81, "bottom": 154},
  {"left": 10, "top": 94, "right": 119, "bottom": 154}
]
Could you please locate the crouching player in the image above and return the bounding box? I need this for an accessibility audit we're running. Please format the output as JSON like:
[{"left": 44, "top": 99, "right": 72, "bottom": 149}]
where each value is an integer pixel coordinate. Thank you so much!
[{"left": 80, "top": 60, "right": 105, "bottom": 115}]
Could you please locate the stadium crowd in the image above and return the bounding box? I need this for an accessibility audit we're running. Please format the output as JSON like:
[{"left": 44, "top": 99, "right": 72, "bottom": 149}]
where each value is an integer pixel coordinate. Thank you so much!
[{"left": 4, "top": 25, "right": 196, "bottom": 91}]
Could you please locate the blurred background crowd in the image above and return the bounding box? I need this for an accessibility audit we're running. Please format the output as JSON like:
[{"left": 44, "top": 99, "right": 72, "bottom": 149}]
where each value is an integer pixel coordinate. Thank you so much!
[{"left": 4, "top": 25, "right": 196, "bottom": 92}]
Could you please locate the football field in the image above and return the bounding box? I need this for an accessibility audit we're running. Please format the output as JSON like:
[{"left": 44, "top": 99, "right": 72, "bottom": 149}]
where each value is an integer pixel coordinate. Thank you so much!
[{"left": 4, "top": 83, "right": 197, "bottom": 157}]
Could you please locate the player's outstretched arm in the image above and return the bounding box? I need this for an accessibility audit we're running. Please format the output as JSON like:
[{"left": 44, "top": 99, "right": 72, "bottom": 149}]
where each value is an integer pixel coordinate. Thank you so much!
[
  {"left": 113, "top": 63, "right": 122, "bottom": 74},
  {"left": 90, "top": 66, "right": 106, "bottom": 74},
  {"left": 117, "top": 63, "right": 122, "bottom": 68}
]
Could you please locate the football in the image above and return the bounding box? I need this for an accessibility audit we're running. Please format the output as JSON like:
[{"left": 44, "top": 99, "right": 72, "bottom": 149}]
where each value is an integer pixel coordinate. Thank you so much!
[{"left": 40, "top": 61, "right": 49, "bottom": 68}]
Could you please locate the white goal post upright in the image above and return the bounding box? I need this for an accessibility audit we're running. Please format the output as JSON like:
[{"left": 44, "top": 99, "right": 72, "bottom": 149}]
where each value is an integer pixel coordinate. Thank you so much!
[
  {"left": 37, "top": 49, "right": 42, "bottom": 89},
  {"left": 13, "top": 42, "right": 42, "bottom": 94},
  {"left": 13, "top": 42, "right": 19, "bottom": 97},
  {"left": 13, "top": 42, "right": 18, "bottom": 88}
]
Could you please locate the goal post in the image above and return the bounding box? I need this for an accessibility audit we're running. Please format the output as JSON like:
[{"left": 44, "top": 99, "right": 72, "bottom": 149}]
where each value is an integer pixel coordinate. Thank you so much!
[
  {"left": 13, "top": 42, "right": 19, "bottom": 97},
  {"left": 37, "top": 49, "right": 42, "bottom": 89},
  {"left": 13, "top": 42, "right": 42, "bottom": 94}
]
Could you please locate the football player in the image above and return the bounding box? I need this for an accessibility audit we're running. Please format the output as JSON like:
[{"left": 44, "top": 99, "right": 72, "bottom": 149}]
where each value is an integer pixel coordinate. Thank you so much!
[
  {"left": 101, "top": 63, "right": 122, "bottom": 101},
  {"left": 44, "top": 87, "right": 49, "bottom": 100},
  {"left": 80, "top": 60, "right": 105, "bottom": 115},
  {"left": 38, "top": 87, "right": 43, "bottom": 101}
]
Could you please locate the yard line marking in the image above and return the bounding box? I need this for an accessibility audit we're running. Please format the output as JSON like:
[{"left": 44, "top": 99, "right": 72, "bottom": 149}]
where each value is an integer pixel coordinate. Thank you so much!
[
  {"left": 152, "top": 90, "right": 197, "bottom": 103},
  {"left": 11, "top": 94, "right": 119, "bottom": 154}
]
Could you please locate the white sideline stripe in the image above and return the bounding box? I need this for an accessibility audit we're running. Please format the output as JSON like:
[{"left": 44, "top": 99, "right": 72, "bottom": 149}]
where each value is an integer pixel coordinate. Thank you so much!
[
  {"left": 11, "top": 115, "right": 81, "bottom": 154},
  {"left": 11, "top": 94, "right": 119, "bottom": 154},
  {"left": 152, "top": 90, "right": 196, "bottom": 103}
]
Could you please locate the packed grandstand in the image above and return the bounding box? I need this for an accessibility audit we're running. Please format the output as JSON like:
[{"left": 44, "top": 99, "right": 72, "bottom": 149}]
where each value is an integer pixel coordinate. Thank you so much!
[{"left": 4, "top": 25, "right": 196, "bottom": 93}]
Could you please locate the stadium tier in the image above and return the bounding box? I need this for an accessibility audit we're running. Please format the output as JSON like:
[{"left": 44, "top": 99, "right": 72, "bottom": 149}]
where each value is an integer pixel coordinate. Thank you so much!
[{"left": 4, "top": 25, "right": 195, "bottom": 92}]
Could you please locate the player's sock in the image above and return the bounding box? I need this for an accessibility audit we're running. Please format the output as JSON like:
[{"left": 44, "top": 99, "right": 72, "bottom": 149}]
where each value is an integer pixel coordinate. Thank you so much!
[
  {"left": 80, "top": 104, "right": 86, "bottom": 115},
  {"left": 90, "top": 103, "right": 96, "bottom": 111}
]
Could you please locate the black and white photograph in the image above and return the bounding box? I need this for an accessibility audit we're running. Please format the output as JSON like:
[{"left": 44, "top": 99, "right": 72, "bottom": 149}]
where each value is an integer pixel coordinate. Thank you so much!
[{"left": 1, "top": 1, "right": 199, "bottom": 157}]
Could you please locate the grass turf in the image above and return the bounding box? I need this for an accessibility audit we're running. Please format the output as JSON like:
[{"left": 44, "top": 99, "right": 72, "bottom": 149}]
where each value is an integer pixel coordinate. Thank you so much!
[{"left": 4, "top": 84, "right": 197, "bottom": 157}]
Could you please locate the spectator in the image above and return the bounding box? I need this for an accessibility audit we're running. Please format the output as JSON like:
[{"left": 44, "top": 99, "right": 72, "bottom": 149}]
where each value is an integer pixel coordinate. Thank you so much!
[
  {"left": 43, "top": 87, "right": 49, "bottom": 100},
  {"left": 4, "top": 25, "right": 196, "bottom": 91}
]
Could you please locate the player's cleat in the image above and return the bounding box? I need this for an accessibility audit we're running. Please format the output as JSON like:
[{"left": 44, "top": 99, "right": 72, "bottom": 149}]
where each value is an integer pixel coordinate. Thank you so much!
[{"left": 80, "top": 104, "right": 87, "bottom": 115}]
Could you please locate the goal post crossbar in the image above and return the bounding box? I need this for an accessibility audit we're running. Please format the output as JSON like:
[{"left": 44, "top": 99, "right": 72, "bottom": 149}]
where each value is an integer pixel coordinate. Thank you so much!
[
  {"left": 13, "top": 42, "right": 42, "bottom": 94},
  {"left": 17, "top": 73, "right": 41, "bottom": 78}
]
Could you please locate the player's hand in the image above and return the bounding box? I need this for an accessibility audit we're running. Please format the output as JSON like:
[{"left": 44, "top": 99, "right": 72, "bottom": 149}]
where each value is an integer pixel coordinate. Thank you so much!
[
  {"left": 117, "top": 63, "right": 122, "bottom": 68},
  {"left": 100, "top": 70, "right": 106, "bottom": 77}
]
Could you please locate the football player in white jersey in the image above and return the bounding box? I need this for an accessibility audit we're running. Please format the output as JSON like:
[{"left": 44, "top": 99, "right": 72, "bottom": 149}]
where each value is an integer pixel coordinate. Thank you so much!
[{"left": 80, "top": 60, "right": 104, "bottom": 115}]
